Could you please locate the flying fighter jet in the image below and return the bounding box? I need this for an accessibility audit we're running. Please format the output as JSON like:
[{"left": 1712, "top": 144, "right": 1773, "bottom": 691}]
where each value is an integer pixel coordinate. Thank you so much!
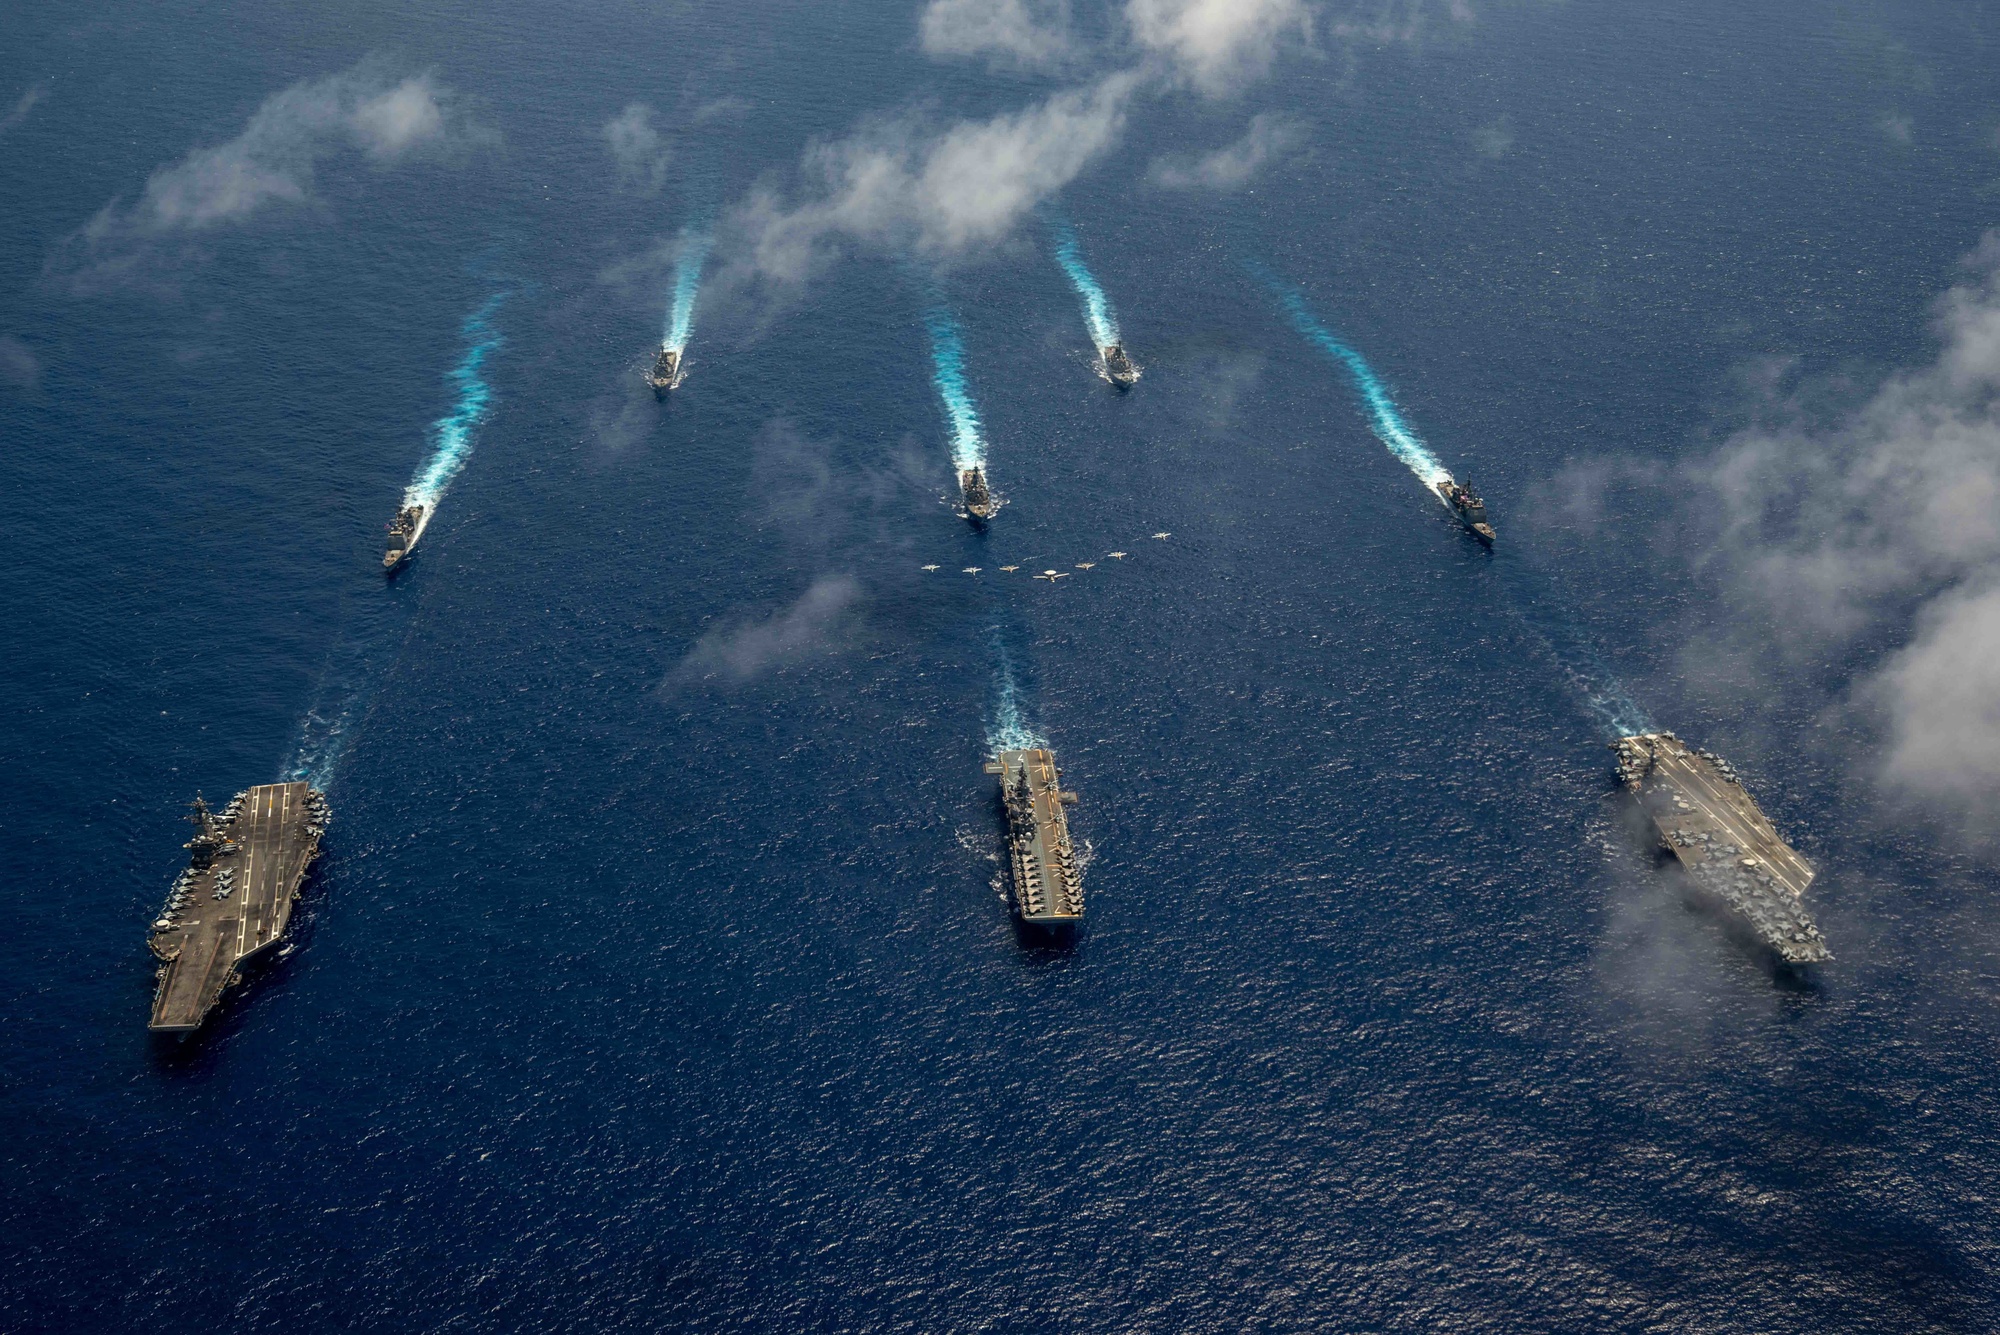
[
  {"left": 962, "top": 567, "right": 982, "bottom": 574},
  {"left": 1106, "top": 552, "right": 1127, "bottom": 559},
  {"left": 1075, "top": 562, "right": 1096, "bottom": 570},
  {"left": 1152, "top": 532, "right": 1171, "bottom": 540},
  {"left": 999, "top": 565, "right": 1020, "bottom": 572},
  {"left": 921, "top": 564, "right": 940, "bottom": 571}
]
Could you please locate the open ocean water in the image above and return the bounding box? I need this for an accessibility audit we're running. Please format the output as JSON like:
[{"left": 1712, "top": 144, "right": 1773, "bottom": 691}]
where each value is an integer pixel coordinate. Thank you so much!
[{"left": 3, "top": 1, "right": 1998, "bottom": 1329}]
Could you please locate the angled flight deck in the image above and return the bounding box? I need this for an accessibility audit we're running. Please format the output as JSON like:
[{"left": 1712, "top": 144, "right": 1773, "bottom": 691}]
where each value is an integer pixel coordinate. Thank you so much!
[
  {"left": 147, "top": 782, "right": 329, "bottom": 1032},
  {"left": 1614, "top": 733, "right": 1829, "bottom": 964}
]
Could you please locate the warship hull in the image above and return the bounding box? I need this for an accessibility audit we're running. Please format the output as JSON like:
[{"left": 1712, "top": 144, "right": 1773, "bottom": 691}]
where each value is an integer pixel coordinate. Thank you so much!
[
  {"left": 384, "top": 503, "right": 429, "bottom": 572},
  {"left": 1614, "top": 733, "right": 1829, "bottom": 964},
  {"left": 646, "top": 345, "right": 683, "bottom": 394},
  {"left": 1432, "top": 479, "right": 1495, "bottom": 543},
  {"left": 959, "top": 467, "right": 997, "bottom": 522},
  {"left": 984, "top": 748, "right": 1082, "bottom": 926},
  {"left": 147, "top": 782, "right": 329, "bottom": 1032},
  {"left": 1101, "top": 344, "right": 1138, "bottom": 388}
]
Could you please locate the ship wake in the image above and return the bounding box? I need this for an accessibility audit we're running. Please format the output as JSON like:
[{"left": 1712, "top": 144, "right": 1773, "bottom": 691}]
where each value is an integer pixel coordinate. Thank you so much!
[
  {"left": 405, "top": 292, "right": 507, "bottom": 512},
  {"left": 925, "top": 305, "right": 988, "bottom": 475},
  {"left": 663, "top": 229, "right": 711, "bottom": 355},
  {"left": 1051, "top": 217, "right": 1120, "bottom": 355},
  {"left": 1261, "top": 272, "right": 1451, "bottom": 489}
]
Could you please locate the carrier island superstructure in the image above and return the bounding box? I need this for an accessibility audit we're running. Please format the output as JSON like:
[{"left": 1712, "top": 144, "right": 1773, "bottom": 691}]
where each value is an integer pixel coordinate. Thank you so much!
[
  {"left": 984, "top": 748, "right": 1083, "bottom": 925},
  {"left": 1613, "top": 733, "right": 1829, "bottom": 964},
  {"left": 146, "top": 783, "right": 329, "bottom": 1031}
]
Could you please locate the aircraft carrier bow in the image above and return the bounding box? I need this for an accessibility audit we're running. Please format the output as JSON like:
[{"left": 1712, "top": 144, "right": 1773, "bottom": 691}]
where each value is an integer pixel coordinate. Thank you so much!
[
  {"left": 984, "top": 747, "right": 1082, "bottom": 925},
  {"left": 1614, "top": 733, "right": 1829, "bottom": 964},
  {"left": 146, "top": 783, "right": 329, "bottom": 1032}
]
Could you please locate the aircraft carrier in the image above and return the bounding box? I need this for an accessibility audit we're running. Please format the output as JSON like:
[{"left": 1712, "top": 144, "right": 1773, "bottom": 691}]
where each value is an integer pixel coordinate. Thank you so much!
[
  {"left": 146, "top": 783, "right": 329, "bottom": 1032},
  {"left": 984, "top": 747, "right": 1082, "bottom": 925},
  {"left": 1613, "top": 732, "right": 1829, "bottom": 964}
]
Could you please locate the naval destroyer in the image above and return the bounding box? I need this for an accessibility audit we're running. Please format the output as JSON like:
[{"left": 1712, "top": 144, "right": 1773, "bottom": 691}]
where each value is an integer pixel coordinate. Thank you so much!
[
  {"left": 960, "top": 466, "right": 997, "bottom": 522},
  {"left": 146, "top": 783, "right": 330, "bottom": 1032},
  {"left": 1101, "top": 343, "right": 1138, "bottom": 388},
  {"left": 384, "top": 502, "right": 429, "bottom": 572},
  {"left": 1613, "top": 733, "right": 1829, "bottom": 964},
  {"left": 1433, "top": 476, "right": 1494, "bottom": 543},
  {"left": 646, "top": 345, "right": 683, "bottom": 394},
  {"left": 984, "top": 747, "right": 1082, "bottom": 926}
]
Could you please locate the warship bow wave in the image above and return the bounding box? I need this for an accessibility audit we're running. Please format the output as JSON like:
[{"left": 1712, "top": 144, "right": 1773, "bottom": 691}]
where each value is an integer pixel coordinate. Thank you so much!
[
  {"left": 1101, "top": 342, "right": 1139, "bottom": 388},
  {"left": 1433, "top": 476, "right": 1495, "bottom": 543},
  {"left": 645, "top": 345, "right": 683, "bottom": 394},
  {"left": 960, "top": 466, "right": 997, "bottom": 522},
  {"left": 1614, "top": 732, "right": 1829, "bottom": 964},
  {"left": 984, "top": 747, "right": 1082, "bottom": 926},
  {"left": 146, "top": 784, "right": 330, "bottom": 1032}
]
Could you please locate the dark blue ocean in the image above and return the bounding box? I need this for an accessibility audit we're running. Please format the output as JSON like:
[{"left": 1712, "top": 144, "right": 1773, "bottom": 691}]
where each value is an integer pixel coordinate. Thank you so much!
[{"left": 4, "top": 1, "right": 1998, "bottom": 1329}]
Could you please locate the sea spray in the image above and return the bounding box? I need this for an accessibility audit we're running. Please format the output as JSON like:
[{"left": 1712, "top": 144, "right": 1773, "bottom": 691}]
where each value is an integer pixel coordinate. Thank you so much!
[
  {"left": 1258, "top": 271, "right": 1451, "bottom": 488},
  {"left": 924, "top": 305, "right": 988, "bottom": 474},
  {"left": 407, "top": 292, "right": 507, "bottom": 510},
  {"left": 664, "top": 230, "right": 712, "bottom": 353},
  {"left": 1050, "top": 217, "right": 1119, "bottom": 351}
]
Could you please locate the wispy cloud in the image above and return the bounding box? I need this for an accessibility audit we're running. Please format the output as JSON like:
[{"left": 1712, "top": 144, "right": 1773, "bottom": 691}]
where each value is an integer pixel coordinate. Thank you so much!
[
  {"left": 0, "top": 335, "right": 39, "bottom": 390},
  {"left": 1148, "top": 112, "right": 1303, "bottom": 188},
  {"left": 0, "top": 84, "right": 45, "bottom": 136},
  {"left": 733, "top": 71, "right": 1137, "bottom": 283},
  {"left": 670, "top": 576, "right": 864, "bottom": 686},
  {"left": 114, "top": 63, "right": 471, "bottom": 232},
  {"left": 920, "top": 0, "right": 1078, "bottom": 71},
  {"left": 604, "top": 102, "right": 672, "bottom": 194}
]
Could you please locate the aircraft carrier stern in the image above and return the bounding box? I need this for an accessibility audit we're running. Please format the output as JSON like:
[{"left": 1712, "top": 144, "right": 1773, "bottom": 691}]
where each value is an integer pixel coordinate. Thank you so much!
[
  {"left": 984, "top": 748, "right": 1083, "bottom": 926},
  {"left": 145, "top": 782, "right": 329, "bottom": 1032},
  {"left": 1613, "top": 733, "right": 1829, "bottom": 964}
]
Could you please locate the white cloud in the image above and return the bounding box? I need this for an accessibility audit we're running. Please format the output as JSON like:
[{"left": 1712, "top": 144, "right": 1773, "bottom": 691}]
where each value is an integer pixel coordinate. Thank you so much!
[
  {"left": 94, "top": 61, "right": 475, "bottom": 234},
  {"left": 604, "top": 102, "right": 672, "bottom": 193},
  {"left": 1126, "top": 0, "right": 1313, "bottom": 96},
  {"left": 919, "top": 0, "right": 1076, "bottom": 71},
  {"left": 671, "top": 576, "right": 864, "bottom": 685},
  {"left": 1692, "top": 232, "right": 2000, "bottom": 818},
  {"left": 736, "top": 72, "right": 1137, "bottom": 282},
  {"left": 1148, "top": 112, "right": 1303, "bottom": 188}
]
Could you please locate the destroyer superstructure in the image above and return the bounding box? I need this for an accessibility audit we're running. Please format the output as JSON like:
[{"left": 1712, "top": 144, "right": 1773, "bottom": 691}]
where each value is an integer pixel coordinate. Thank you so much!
[
  {"left": 646, "top": 345, "right": 683, "bottom": 394},
  {"left": 984, "top": 747, "right": 1082, "bottom": 925},
  {"left": 146, "top": 783, "right": 329, "bottom": 1032},
  {"left": 1101, "top": 343, "right": 1138, "bottom": 388},
  {"left": 384, "top": 503, "right": 428, "bottom": 572},
  {"left": 960, "top": 466, "right": 997, "bottom": 522},
  {"left": 1433, "top": 476, "right": 1494, "bottom": 543},
  {"left": 1613, "top": 733, "right": 1828, "bottom": 964}
]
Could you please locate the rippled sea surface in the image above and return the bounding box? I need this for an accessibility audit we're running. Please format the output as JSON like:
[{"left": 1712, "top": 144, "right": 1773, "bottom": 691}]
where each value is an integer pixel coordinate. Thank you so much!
[{"left": 4, "top": 1, "right": 1998, "bottom": 1329}]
